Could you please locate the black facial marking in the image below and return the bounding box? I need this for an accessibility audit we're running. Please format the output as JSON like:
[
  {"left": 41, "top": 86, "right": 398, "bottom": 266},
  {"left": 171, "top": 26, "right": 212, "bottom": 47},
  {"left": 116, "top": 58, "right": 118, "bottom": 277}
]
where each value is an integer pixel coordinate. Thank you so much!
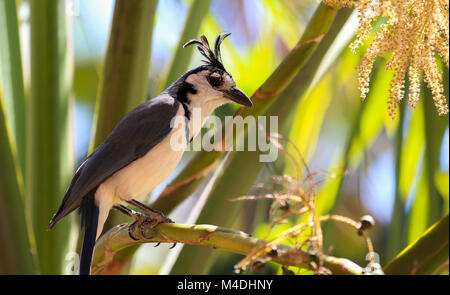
[
  {"left": 207, "top": 73, "right": 224, "bottom": 88},
  {"left": 179, "top": 102, "right": 189, "bottom": 121},
  {"left": 168, "top": 80, "right": 197, "bottom": 120},
  {"left": 178, "top": 81, "right": 197, "bottom": 103}
]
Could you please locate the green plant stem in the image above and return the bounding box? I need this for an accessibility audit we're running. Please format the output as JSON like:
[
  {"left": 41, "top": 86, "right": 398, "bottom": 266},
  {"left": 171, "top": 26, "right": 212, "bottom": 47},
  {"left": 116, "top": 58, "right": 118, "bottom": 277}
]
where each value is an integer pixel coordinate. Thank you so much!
[
  {"left": 257, "top": 2, "right": 336, "bottom": 96},
  {"left": 0, "top": 0, "right": 26, "bottom": 173},
  {"left": 157, "top": 0, "right": 211, "bottom": 92},
  {"left": 28, "top": 0, "right": 74, "bottom": 274},
  {"left": 90, "top": 0, "right": 158, "bottom": 150},
  {"left": 92, "top": 222, "right": 363, "bottom": 275},
  {"left": 387, "top": 101, "right": 407, "bottom": 261},
  {"left": 384, "top": 214, "right": 449, "bottom": 275},
  {"left": 0, "top": 87, "right": 34, "bottom": 274},
  {"left": 422, "top": 81, "right": 447, "bottom": 225}
]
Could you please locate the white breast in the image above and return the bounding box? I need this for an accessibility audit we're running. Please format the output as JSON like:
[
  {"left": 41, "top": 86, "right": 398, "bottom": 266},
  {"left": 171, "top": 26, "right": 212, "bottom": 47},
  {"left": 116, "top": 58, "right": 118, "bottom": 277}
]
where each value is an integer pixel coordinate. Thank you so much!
[
  {"left": 101, "top": 106, "right": 186, "bottom": 202},
  {"left": 94, "top": 105, "right": 187, "bottom": 238}
]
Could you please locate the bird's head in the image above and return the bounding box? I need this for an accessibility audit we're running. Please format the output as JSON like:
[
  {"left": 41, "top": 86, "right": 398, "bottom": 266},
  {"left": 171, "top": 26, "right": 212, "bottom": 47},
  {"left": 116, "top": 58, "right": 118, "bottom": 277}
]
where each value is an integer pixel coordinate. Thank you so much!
[{"left": 167, "top": 33, "right": 252, "bottom": 114}]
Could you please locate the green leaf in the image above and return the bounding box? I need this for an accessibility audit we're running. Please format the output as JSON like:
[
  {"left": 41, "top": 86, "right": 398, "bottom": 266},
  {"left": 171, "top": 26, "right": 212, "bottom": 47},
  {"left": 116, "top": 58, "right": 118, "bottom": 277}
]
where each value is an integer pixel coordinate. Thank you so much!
[
  {"left": 403, "top": 101, "right": 427, "bottom": 245},
  {"left": 90, "top": 0, "right": 158, "bottom": 150},
  {"left": 399, "top": 104, "right": 425, "bottom": 200},
  {"left": 258, "top": 3, "right": 337, "bottom": 95},
  {"left": 387, "top": 100, "right": 407, "bottom": 261},
  {"left": 422, "top": 80, "right": 448, "bottom": 225},
  {"left": 408, "top": 167, "right": 430, "bottom": 244},
  {"left": 384, "top": 214, "right": 449, "bottom": 275},
  {"left": 315, "top": 160, "right": 343, "bottom": 216},
  {"left": 348, "top": 60, "right": 395, "bottom": 169},
  {"left": 285, "top": 75, "right": 333, "bottom": 177},
  {"left": 435, "top": 171, "right": 449, "bottom": 214},
  {"left": 0, "top": 0, "right": 26, "bottom": 173},
  {"left": 157, "top": 0, "right": 211, "bottom": 92},
  {"left": 0, "top": 85, "right": 34, "bottom": 274},
  {"left": 27, "top": 0, "right": 74, "bottom": 274},
  {"left": 325, "top": 56, "right": 396, "bottom": 217}
]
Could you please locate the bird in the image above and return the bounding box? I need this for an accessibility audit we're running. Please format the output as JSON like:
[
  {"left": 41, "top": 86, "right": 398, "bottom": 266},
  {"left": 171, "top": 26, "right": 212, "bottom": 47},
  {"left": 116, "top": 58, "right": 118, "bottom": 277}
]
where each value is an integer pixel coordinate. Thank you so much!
[{"left": 47, "top": 33, "right": 252, "bottom": 275}]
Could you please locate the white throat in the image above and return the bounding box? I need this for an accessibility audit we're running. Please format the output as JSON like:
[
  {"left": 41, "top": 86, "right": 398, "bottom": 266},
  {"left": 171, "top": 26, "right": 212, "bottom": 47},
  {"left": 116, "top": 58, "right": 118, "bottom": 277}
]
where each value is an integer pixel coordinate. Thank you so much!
[
  {"left": 183, "top": 71, "right": 230, "bottom": 139},
  {"left": 186, "top": 94, "right": 227, "bottom": 140}
]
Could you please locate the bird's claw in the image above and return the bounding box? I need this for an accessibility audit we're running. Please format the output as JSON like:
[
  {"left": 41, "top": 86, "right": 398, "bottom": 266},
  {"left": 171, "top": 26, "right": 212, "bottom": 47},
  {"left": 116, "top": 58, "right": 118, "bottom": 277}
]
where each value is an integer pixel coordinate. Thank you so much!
[
  {"left": 153, "top": 241, "right": 176, "bottom": 248},
  {"left": 128, "top": 221, "right": 140, "bottom": 241},
  {"left": 114, "top": 202, "right": 174, "bottom": 241},
  {"left": 127, "top": 212, "right": 156, "bottom": 240}
]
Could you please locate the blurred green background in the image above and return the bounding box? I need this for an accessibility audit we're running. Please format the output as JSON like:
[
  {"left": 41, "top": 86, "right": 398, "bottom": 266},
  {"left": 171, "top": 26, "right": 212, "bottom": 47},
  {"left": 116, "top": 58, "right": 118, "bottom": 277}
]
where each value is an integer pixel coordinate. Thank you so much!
[{"left": 0, "top": 0, "right": 448, "bottom": 275}]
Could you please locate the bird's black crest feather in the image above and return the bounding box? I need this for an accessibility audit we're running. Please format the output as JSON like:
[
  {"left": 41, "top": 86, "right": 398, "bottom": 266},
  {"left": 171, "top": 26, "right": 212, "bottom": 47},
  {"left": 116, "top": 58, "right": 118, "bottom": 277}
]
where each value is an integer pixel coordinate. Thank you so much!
[{"left": 183, "top": 32, "right": 231, "bottom": 71}]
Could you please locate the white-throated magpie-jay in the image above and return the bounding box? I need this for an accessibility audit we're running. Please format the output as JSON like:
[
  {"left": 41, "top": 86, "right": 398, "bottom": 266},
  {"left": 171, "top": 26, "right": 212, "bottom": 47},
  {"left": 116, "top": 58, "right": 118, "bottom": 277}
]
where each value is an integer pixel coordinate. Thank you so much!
[{"left": 48, "top": 33, "right": 252, "bottom": 275}]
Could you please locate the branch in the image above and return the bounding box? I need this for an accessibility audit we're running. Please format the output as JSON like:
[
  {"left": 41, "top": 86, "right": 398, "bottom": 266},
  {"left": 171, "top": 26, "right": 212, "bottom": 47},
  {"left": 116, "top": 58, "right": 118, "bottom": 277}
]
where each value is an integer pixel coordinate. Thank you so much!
[{"left": 92, "top": 222, "right": 363, "bottom": 275}]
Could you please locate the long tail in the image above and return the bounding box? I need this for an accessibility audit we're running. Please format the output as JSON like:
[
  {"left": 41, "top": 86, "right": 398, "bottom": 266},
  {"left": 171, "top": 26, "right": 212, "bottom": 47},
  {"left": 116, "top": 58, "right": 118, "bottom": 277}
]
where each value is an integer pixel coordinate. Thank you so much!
[{"left": 79, "top": 189, "right": 99, "bottom": 275}]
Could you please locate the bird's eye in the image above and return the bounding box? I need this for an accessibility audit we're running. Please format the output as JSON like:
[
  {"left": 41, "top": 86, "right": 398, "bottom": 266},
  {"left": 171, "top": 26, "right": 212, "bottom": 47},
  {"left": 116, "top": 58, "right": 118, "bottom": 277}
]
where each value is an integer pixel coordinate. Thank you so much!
[{"left": 207, "top": 74, "right": 223, "bottom": 88}]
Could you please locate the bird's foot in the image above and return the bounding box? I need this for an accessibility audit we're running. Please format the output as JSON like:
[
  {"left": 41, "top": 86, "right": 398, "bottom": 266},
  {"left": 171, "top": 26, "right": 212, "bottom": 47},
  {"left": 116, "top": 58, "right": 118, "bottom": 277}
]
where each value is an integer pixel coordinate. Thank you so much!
[
  {"left": 113, "top": 205, "right": 155, "bottom": 240},
  {"left": 126, "top": 200, "right": 176, "bottom": 248},
  {"left": 113, "top": 202, "right": 175, "bottom": 248}
]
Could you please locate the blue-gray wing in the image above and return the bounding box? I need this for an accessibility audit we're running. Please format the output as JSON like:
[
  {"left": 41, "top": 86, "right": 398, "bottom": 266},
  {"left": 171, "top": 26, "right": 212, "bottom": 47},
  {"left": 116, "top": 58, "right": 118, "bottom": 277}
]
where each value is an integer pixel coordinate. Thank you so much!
[{"left": 48, "top": 96, "right": 182, "bottom": 228}]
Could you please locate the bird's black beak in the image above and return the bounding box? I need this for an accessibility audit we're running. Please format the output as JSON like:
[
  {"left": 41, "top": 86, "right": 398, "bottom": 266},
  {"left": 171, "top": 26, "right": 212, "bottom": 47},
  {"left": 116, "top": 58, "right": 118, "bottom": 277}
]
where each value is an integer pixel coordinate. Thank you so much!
[{"left": 222, "top": 87, "right": 253, "bottom": 107}]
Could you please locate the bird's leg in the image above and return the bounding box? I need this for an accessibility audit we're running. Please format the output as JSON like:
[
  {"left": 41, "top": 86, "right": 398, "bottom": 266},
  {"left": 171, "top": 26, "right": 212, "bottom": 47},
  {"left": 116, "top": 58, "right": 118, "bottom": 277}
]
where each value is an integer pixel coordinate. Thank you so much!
[
  {"left": 126, "top": 199, "right": 174, "bottom": 224},
  {"left": 113, "top": 205, "right": 156, "bottom": 241},
  {"left": 113, "top": 204, "right": 134, "bottom": 217}
]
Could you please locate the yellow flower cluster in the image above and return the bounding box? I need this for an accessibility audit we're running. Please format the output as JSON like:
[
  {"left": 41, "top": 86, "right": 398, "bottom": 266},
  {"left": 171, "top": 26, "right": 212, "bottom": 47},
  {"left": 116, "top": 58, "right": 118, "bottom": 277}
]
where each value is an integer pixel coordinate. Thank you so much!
[{"left": 324, "top": 0, "right": 449, "bottom": 118}]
